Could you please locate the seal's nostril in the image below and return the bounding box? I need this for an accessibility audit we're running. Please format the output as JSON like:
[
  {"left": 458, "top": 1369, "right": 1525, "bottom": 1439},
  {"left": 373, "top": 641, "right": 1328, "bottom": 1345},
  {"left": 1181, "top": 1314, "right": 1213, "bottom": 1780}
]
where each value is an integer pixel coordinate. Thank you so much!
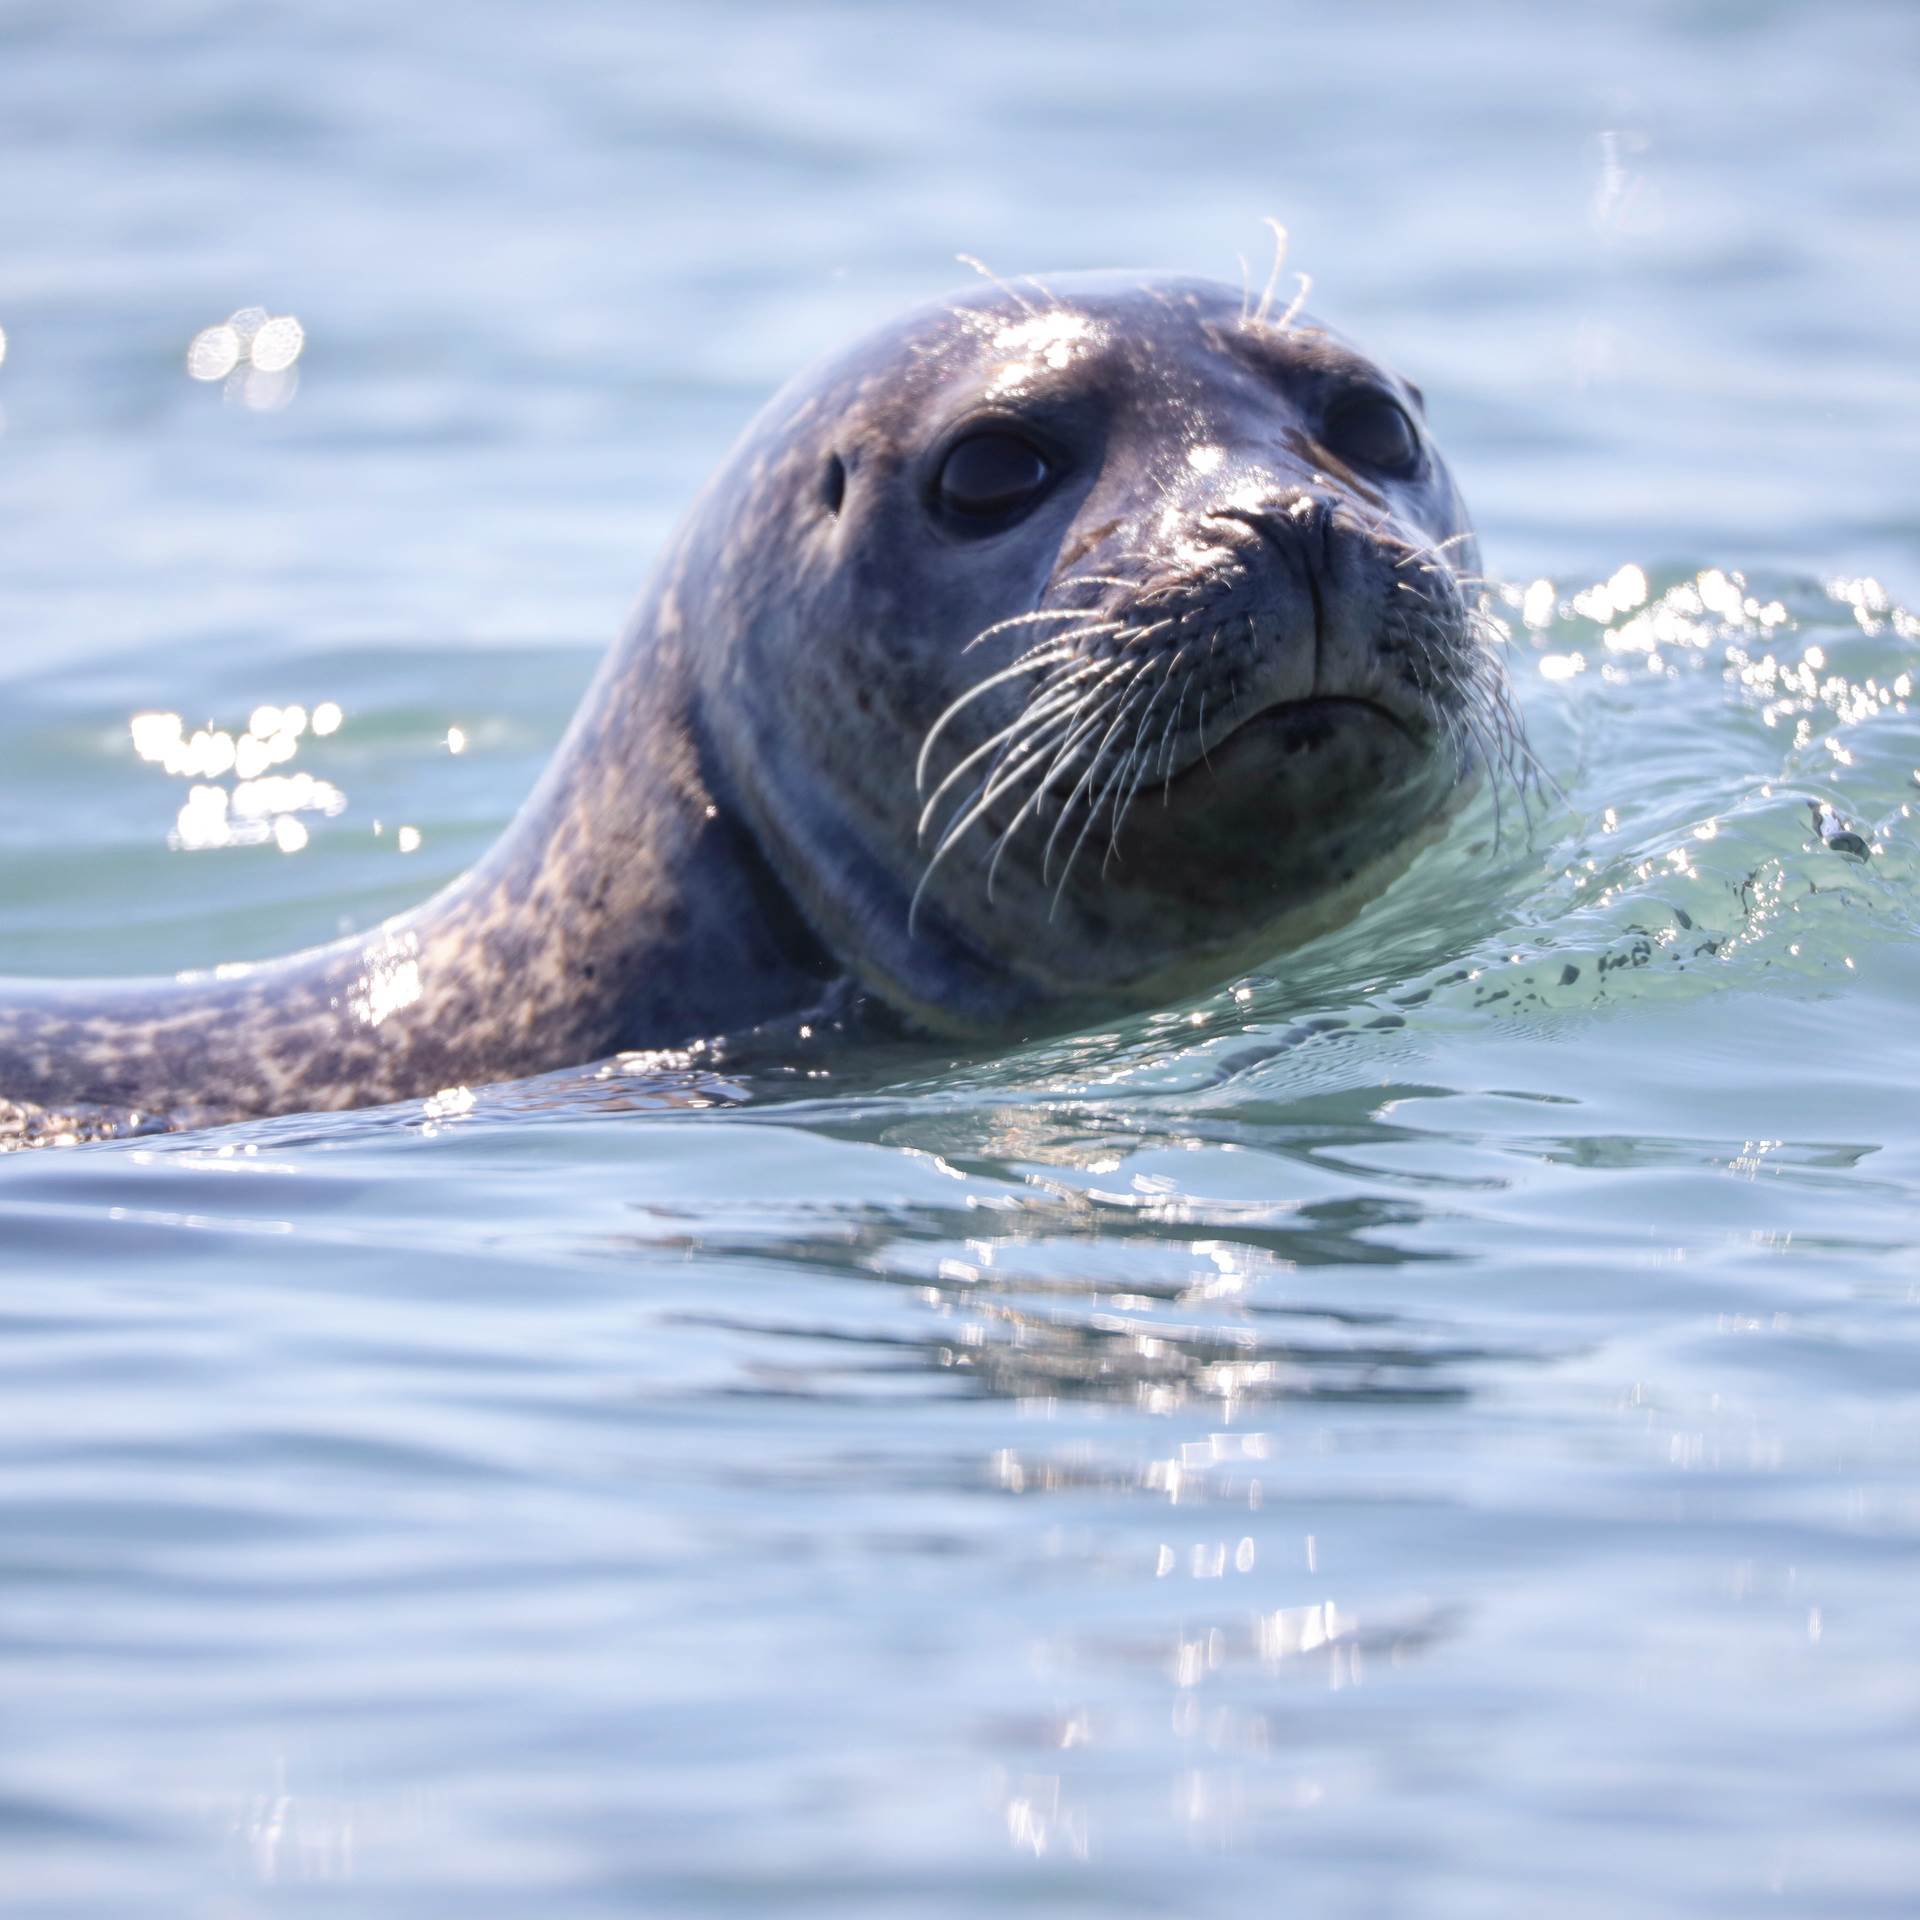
[
  {"left": 1300, "top": 494, "right": 1335, "bottom": 571},
  {"left": 1284, "top": 493, "right": 1335, "bottom": 561},
  {"left": 1207, "top": 494, "right": 1331, "bottom": 562}
]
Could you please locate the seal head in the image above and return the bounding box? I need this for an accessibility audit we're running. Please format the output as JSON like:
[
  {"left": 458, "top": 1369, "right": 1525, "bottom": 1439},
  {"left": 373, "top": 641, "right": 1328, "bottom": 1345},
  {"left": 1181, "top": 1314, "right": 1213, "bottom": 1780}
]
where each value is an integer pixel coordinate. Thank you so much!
[{"left": 685, "top": 272, "right": 1506, "bottom": 1032}]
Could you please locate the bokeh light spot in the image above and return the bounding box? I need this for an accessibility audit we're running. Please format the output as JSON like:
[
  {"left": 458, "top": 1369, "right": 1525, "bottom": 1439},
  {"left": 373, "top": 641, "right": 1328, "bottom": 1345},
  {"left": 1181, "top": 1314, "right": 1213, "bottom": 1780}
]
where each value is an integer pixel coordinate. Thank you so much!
[
  {"left": 187, "top": 326, "right": 242, "bottom": 382},
  {"left": 185, "top": 307, "right": 306, "bottom": 407},
  {"left": 249, "top": 315, "right": 305, "bottom": 373}
]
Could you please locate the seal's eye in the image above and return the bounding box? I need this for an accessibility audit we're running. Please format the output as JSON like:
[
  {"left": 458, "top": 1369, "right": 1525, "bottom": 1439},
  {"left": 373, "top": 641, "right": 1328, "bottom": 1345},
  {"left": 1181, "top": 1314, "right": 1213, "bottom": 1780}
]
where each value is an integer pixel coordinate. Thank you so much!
[
  {"left": 935, "top": 431, "right": 1054, "bottom": 529},
  {"left": 1320, "top": 392, "right": 1420, "bottom": 476}
]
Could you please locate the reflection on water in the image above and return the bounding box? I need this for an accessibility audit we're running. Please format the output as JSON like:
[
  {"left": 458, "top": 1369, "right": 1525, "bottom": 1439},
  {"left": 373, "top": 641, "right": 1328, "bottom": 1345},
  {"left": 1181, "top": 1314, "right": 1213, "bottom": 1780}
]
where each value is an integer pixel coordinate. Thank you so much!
[{"left": 667, "top": 1207, "right": 1517, "bottom": 1412}]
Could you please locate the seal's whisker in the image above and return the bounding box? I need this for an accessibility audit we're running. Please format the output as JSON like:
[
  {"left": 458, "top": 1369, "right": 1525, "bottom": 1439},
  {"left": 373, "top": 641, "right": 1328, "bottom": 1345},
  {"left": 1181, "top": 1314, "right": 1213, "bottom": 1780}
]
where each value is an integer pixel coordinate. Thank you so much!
[
  {"left": 1040, "top": 679, "right": 1157, "bottom": 889},
  {"left": 1251, "top": 218, "right": 1288, "bottom": 330},
  {"left": 1061, "top": 695, "right": 1161, "bottom": 900},
  {"left": 1380, "top": 570, "right": 1554, "bottom": 841},
  {"left": 1124, "top": 616, "right": 1178, "bottom": 653},
  {"left": 1101, "top": 653, "right": 1186, "bottom": 865},
  {"left": 1036, "top": 651, "right": 1148, "bottom": 747},
  {"left": 1024, "top": 680, "right": 1142, "bottom": 833},
  {"left": 1274, "top": 271, "right": 1312, "bottom": 335},
  {"left": 1053, "top": 571, "right": 1151, "bottom": 595},
  {"left": 1164, "top": 675, "right": 1202, "bottom": 799},
  {"left": 1457, "top": 703, "right": 1509, "bottom": 848},
  {"left": 982, "top": 706, "right": 1131, "bottom": 899},
  {"left": 1101, "top": 731, "right": 1159, "bottom": 871},
  {"left": 955, "top": 252, "right": 1037, "bottom": 317},
  {"left": 1454, "top": 638, "right": 1547, "bottom": 838},
  {"left": 1052, "top": 678, "right": 1164, "bottom": 885},
  {"left": 947, "top": 656, "right": 1117, "bottom": 800},
  {"left": 970, "top": 674, "right": 1127, "bottom": 814},
  {"left": 919, "top": 666, "right": 1144, "bottom": 911},
  {"left": 916, "top": 685, "right": 1089, "bottom": 840},
  {"left": 1096, "top": 737, "right": 1153, "bottom": 876},
  {"left": 911, "top": 720, "right": 1084, "bottom": 929},
  {"left": 1154, "top": 654, "right": 1196, "bottom": 798},
  {"left": 961, "top": 610, "right": 1119, "bottom": 654},
  {"left": 932, "top": 707, "right": 1086, "bottom": 859},
  {"left": 988, "top": 655, "right": 1143, "bottom": 804},
  {"left": 915, "top": 648, "right": 1083, "bottom": 791},
  {"left": 977, "top": 701, "right": 1135, "bottom": 899},
  {"left": 1107, "top": 737, "right": 1165, "bottom": 870},
  {"left": 1486, "top": 680, "right": 1562, "bottom": 809},
  {"left": 1392, "top": 530, "right": 1477, "bottom": 571},
  {"left": 1194, "top": 683, "right": 1224, "bottom": 769},
  {"left": 982, "top": 786, "right": 1061, "bottom": 899}
]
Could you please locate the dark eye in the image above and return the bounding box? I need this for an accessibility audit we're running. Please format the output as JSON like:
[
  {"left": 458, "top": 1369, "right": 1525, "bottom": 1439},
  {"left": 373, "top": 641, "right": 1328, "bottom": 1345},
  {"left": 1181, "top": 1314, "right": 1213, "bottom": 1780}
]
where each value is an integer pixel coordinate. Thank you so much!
[
  {"left": 1321, "top": 392, "right": 1420, "bottom": 475},
  {"left": 935, "top": 431, "right": 1054, "bottom": 529}
]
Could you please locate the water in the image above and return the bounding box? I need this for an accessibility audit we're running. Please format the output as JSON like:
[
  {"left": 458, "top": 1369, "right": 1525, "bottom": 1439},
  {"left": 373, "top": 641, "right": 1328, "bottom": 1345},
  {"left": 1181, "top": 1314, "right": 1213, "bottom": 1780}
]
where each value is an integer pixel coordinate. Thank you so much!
[{"left": 3, "top": 3, "right": 1919, "bottom": 1913}]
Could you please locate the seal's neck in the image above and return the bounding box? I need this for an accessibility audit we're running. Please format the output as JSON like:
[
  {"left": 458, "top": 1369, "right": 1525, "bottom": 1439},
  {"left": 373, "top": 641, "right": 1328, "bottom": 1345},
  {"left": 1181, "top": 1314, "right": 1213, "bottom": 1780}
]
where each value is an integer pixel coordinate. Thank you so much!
[
  {"left": 0, "top": 637, "right": 842, "bottom": 1132},
  {"left": 451, "top": 637, "right": 841, "bottom": 1058}
]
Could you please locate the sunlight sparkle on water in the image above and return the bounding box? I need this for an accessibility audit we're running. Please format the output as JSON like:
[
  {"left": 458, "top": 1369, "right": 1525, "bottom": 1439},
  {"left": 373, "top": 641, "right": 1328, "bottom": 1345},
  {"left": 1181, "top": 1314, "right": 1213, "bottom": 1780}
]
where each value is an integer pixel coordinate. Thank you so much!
[
  {"left": 1570, "top": 563, "right": 1648, "bottom": 625},
  {"left": 131, "top": 701, "right": 347, "bottom": 852},
  {"left": 1519, "top": 579, "right": 1556, "bottom": 628},
  {"left": 186, "top": 307, "right": 306, "bottom": 410},
  {"left": 185, "top": 326, "right": 242, "bottom": 382}
]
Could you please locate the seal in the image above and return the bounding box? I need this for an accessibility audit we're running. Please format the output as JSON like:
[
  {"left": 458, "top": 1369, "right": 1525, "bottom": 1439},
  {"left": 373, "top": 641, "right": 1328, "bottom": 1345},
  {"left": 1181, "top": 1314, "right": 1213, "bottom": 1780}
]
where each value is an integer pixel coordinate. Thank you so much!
[{"left": 0, "top": 270, "right": 1528, "bottom": 1140}]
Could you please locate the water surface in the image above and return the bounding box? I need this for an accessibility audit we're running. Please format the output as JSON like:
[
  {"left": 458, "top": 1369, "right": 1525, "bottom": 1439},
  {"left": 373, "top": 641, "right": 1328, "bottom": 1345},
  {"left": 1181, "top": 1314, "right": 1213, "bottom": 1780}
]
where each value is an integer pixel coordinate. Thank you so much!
[{"left": 3, "top": 4, "right": 1919, "bottom": 1914}]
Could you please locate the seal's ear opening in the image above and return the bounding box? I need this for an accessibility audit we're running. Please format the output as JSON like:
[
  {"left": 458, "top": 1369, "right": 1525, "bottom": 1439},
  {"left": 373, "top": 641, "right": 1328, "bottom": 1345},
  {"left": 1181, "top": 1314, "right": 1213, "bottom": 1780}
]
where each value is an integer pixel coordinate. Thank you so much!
[{"left": 822, "top": 452, "right": 847, "bottom": 517}]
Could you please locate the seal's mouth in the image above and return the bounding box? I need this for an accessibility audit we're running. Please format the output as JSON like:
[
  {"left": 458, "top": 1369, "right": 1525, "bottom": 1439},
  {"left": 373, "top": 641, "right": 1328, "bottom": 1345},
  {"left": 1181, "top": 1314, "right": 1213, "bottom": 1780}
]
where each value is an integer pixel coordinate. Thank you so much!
[
  {"left": 1110, "top": 689, "right": 1452, "bottom": 911},
  {"left": 1164, "top": 694, "right": 1424, "bottom": 796}
]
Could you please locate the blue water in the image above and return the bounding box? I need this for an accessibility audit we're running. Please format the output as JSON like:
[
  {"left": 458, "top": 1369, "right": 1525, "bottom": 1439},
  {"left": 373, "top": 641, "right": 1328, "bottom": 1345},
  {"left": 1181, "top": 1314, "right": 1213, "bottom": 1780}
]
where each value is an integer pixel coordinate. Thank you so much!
[{"left": 4, "top": 3, "right": 1920, "bottom": 1913}]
